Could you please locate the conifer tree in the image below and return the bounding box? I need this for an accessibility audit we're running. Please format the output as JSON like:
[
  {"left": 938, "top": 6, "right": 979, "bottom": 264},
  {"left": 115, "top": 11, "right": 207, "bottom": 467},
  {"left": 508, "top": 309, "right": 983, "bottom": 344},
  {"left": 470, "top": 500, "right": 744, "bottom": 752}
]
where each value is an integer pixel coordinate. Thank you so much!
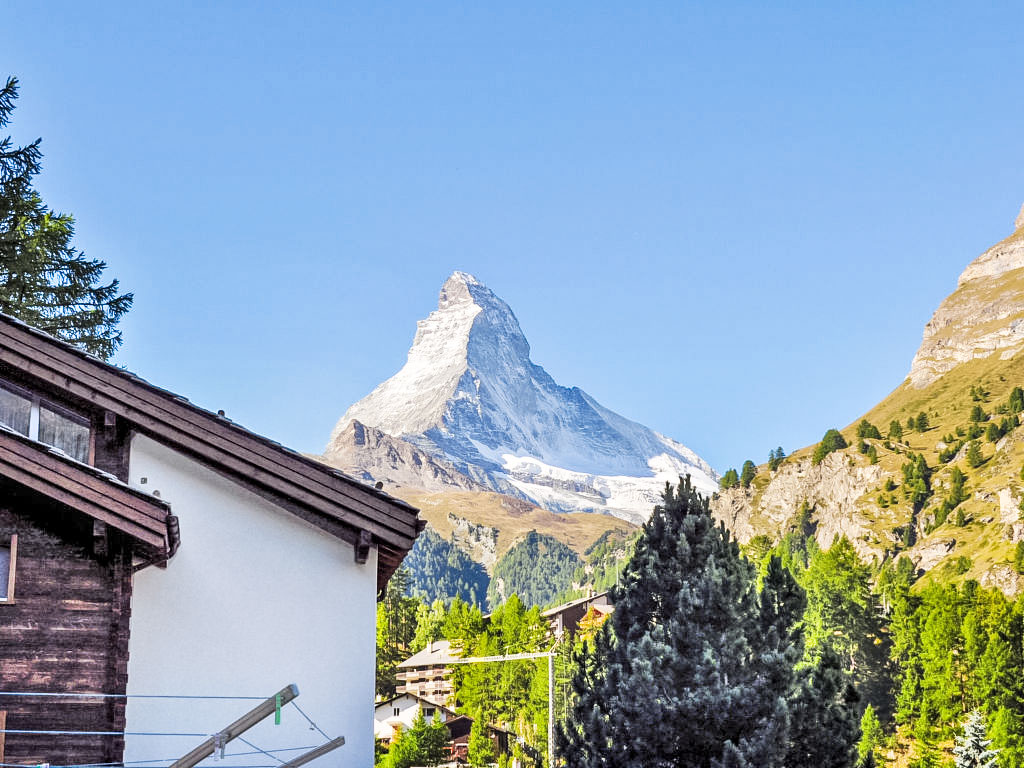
[
  {"left": 740, "top": 459, "right": 757, "bottom": 488},
  {"left": 468, "top": 710, "right": 497, "bottom": 767},
  {"left": 954, "top": 710, "right": 998, "bottom": 768},
  {"left": 557, "top": 478, "right": 852, "bottom": 768},
  {"left": 0, "top": 77, "right": 132, "bottom": 358}
]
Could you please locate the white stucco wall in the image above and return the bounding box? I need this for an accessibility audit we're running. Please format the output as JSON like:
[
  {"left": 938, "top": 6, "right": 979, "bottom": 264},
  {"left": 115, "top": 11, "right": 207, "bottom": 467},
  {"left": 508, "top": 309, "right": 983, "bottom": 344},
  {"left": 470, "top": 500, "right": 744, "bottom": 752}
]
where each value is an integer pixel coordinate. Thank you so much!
[{"left": 124, "top": 433, "right": 377, "bottom": 767}]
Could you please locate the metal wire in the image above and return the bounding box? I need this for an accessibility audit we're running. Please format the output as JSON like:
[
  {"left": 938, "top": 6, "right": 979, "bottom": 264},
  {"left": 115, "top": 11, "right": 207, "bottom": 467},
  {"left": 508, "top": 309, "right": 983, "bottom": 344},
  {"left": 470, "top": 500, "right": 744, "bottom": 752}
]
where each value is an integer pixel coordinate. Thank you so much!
[{"left": 288, "top": 701, "right": 330, "bottom": 742}]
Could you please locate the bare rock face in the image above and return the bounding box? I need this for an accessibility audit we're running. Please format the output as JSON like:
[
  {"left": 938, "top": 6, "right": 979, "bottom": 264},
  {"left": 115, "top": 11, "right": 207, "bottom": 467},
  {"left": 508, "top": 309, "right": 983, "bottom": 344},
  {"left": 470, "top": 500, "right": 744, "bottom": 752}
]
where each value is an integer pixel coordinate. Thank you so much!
[
  {"left": 909, "top": 203, "right": 1024, "bottom": 388},
  {"left": 324, "top": 419, "right": 490, "bottom": 493},
  {"left": 981, "top": 564, "right": 1024, "bottom": 597},
  {"left": 711, "top": 452, "right": 884, "bottom": 560},
  {"left": 1017, "top": 202, "right": 1024, "bottom": 232},
  {"left": 911, "top": 538, "right": 956, "bottom": 571},
  {"left": 447, "top": 513, "right": 499, "bottom": 570}
]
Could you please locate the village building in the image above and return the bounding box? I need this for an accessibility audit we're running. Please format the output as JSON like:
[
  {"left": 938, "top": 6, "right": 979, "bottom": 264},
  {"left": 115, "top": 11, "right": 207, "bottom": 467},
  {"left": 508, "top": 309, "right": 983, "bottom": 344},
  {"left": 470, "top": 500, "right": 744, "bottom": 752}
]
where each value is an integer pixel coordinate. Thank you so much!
[
  {"left": 373, "top": 692, "right": 456, "bottom": 744},
  {"left": 0, "top": 314, "right": 421, "bottom": 767},
  {"left": 542, "top": 591, "right": 613, "bottom": 638},
  {"left": 395, "top": 639, "right": 460, "bottom": 706}
]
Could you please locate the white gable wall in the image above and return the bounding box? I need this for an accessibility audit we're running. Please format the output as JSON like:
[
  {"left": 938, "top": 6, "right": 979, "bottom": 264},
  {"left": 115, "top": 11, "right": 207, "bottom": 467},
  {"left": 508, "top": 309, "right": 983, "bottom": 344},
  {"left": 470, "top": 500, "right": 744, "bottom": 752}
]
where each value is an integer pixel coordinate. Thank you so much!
[
  {"left": 124, "top": 433, "right": 376, "bottom": 767},
  {"left": 373, "top": 694, "right": 451, "bottom": 741}
]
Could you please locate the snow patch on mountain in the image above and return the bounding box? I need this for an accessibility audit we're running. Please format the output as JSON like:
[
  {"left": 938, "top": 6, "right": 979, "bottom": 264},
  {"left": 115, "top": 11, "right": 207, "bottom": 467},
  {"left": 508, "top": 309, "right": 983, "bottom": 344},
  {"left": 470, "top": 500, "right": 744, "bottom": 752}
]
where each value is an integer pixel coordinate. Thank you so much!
[{"left": 325, "top": 271, "right": 718, "bottom": 521}]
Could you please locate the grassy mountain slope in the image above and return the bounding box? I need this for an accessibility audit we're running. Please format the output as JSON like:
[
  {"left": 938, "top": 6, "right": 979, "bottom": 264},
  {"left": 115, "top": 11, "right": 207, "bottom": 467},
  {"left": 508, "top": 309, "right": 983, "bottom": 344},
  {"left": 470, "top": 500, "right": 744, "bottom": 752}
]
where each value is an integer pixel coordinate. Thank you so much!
[{"left": 713, "top": 213, "right": 1024, "bottom": 593}]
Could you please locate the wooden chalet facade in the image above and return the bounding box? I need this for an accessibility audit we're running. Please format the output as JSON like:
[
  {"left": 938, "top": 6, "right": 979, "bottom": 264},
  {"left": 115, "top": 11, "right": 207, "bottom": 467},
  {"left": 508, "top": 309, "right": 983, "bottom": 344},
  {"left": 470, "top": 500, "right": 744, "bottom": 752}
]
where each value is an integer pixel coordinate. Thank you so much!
[{"left": 0, "top": 314, "right": 422, "bottom": 766}]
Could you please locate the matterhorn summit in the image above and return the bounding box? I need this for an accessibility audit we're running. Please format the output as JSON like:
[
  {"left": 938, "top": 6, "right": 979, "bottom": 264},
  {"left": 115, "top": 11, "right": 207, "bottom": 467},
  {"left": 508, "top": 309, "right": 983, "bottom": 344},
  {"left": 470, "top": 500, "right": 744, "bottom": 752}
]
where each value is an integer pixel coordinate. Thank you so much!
[{"left": 325, "top": 271, "right": 717, "bottom": 522}]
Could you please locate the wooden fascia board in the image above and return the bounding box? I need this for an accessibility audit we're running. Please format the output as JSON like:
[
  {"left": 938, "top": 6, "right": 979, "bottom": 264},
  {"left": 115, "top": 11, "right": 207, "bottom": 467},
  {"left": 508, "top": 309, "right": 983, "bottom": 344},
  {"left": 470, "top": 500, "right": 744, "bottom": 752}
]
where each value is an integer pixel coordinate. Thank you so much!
[
  {"left": 0, "top": 439, "right": 167, "bottom": 551},
  {"left": 0, "top": 324, "right": 419, "bottom": 547}
]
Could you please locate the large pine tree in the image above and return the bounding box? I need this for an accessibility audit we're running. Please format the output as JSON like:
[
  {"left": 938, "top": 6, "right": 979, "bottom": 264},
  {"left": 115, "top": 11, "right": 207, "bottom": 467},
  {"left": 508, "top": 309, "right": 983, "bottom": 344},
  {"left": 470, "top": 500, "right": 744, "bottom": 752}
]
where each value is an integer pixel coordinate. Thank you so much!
[
  {"left": 0, "top": 76, "right": 131, "bottom": 358},
  {"left": 557, "top": 477, "right": 858, "bottom": 767}
]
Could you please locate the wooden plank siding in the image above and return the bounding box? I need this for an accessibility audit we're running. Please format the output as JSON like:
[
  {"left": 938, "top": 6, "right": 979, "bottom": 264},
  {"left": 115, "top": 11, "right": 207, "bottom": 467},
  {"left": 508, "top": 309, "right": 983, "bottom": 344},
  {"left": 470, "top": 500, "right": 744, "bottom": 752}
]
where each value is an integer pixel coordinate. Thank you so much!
[
  {"left": 0, "top": 316, "right": 421, "bottom": 588},
  {"left": 0, "top": 506, "right": 134, "bottom": 764}
]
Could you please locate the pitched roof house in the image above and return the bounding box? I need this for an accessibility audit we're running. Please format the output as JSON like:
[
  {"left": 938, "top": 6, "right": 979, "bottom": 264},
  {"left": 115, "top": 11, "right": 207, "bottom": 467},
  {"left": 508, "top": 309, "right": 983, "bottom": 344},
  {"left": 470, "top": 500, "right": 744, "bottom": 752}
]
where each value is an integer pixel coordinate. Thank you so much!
[{"left": 0, "top": 315, "right": 421, "bottom": 766}]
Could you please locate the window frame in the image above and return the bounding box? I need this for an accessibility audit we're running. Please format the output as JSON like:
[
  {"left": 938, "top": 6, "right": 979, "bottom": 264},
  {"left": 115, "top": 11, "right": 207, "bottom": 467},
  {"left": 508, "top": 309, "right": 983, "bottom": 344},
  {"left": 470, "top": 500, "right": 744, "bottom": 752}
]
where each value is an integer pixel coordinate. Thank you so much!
[
  {"left": 0, "top": 534, "right": 18, "bottom": 604},
  {"left": 0, "top": 378, "right": 91, "bottom": 463}
]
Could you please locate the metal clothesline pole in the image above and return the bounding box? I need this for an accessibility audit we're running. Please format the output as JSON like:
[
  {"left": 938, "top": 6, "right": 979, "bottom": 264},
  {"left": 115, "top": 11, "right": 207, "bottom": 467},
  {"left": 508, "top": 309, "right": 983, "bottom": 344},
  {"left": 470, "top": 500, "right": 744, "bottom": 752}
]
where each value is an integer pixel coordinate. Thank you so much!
[{"left": 169, "top": 684, "right": 299, "bottom": 768}]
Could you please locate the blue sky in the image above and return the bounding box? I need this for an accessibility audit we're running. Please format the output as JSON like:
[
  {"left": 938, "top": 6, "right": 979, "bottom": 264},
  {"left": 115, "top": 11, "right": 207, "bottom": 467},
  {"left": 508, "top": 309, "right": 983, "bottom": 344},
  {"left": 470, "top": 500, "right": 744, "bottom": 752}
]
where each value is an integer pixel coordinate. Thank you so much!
[{"left": 5, "top": 2, "right": 1023, "bottom": 472}]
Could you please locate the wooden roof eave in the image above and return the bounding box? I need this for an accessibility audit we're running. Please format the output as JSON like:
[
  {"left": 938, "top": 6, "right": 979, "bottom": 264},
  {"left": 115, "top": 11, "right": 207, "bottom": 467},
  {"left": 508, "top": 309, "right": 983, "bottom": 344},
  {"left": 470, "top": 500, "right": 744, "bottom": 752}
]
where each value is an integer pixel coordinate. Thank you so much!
[
  {"left": 0, "top": 426, "right": 171, "bottom": 554},
  {"left": 0, "top": 320, "right": 420, "bottom": 556}
]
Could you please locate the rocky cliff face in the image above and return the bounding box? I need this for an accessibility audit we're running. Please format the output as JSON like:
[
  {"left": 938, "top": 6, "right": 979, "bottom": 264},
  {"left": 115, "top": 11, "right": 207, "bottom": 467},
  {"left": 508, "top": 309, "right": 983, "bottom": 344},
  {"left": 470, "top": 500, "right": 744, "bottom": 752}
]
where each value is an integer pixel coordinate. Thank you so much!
[
  {"left": 713, "top": 451, "right": 884, "bottom": 558},
  {"left": 909, "top": 209, "right": 1024, "bottom": 388},
  {"left": 325, "top": 271, "right": 717, "bottom": 522}
]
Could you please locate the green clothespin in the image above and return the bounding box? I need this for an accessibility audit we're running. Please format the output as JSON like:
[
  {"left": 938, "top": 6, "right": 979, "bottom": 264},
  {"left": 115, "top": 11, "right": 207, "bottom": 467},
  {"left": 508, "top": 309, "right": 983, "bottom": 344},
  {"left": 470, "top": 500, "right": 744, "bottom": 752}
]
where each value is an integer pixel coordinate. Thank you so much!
[{"left": 275, "top": 693, "right": 282, "bottom": 725}]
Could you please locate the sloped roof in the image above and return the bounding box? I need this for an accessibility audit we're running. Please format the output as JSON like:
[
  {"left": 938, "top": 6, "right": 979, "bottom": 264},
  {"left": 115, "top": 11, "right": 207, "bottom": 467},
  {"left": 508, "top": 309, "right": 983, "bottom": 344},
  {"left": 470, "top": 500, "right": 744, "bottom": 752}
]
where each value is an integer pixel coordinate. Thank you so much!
[
  {"left": 398, "top": 639, "right": 461, "bottom": 668},
  {"left": 0, "top": 424, "right": 173, "bottom": 554},
  {"left": 0, "top": 313, "right": 422, "bottom": 589}
]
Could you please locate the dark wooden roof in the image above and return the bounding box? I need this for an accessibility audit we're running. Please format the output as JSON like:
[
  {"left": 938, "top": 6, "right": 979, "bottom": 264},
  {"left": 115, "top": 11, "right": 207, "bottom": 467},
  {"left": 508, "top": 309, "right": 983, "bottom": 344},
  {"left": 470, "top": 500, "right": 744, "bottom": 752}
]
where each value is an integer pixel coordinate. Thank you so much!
[
  {"left": 0, "top": 314, "right": 422, "bottom": 590},
  {"left": 0, "top": 424, "right": 172, "bottom": 554}
]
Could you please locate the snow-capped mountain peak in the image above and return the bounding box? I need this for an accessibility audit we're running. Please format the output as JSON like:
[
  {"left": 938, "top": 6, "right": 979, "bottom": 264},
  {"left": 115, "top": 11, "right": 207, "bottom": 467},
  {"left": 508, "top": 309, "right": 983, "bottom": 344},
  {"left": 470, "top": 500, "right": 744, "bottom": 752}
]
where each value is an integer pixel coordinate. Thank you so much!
[{"left": 326, "top": 272, "right": 717, "bottom": 522}]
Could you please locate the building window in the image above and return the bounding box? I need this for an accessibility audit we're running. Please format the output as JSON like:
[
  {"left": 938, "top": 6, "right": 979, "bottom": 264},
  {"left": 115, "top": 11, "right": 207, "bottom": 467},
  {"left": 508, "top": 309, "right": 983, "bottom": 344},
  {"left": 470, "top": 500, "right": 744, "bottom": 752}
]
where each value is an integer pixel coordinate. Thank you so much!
[
  {"left": 393, "top": 707, "right": 400, "bottom": 717},
  {"left": 0, "top": 535, "right": 18, "bottom": 603},
  {"left": 424, "top": 707, "right": 435, "bottom": 719},
  {"left": 0, "top": 381, "right": 90, "bottom": 462}
]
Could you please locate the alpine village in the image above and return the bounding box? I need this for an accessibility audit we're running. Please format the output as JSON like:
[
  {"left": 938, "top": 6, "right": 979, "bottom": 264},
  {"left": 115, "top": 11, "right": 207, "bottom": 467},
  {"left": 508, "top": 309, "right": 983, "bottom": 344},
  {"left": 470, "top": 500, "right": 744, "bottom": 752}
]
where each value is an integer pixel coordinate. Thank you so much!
[{"left": 2, "top": 44, "right": 1024, "bottom": 768}]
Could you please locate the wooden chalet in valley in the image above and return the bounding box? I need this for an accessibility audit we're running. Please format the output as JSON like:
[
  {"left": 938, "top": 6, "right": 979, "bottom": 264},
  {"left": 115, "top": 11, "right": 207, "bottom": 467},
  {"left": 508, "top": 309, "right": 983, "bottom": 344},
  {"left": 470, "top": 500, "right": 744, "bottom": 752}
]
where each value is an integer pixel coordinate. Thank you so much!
[{"left": 0, "top": 314, "right": 421, "bottom": 767}]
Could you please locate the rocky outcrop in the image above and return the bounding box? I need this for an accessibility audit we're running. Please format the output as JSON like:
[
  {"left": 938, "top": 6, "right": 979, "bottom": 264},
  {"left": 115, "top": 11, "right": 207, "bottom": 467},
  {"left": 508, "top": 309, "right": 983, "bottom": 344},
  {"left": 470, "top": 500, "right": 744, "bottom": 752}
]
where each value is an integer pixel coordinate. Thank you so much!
[
  {"left": 711, "top": 451, "right": 885, "bottom": 559},
  {"left": 324, "top": 419, "right": 491, "bottom": 493},
  {"left": 447, "top": 513, "right": 500, "bottom": 570},
  {"left": 909, "top": 204, "right": 1024, "bottom": 388},
  {"left": 981, "top": 565, "right": 1024, "bottom": 597}
]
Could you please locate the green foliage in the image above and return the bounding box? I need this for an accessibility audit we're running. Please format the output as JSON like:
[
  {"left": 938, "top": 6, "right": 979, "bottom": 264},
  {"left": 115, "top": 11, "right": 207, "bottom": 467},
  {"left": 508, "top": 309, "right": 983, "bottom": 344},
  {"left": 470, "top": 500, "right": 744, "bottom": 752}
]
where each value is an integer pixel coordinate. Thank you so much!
[
  {"left": 404, "top": 526, "right": 490, "bottom": 606},
  {"left": 935, "top": 467, "right": 968, "bottom": 526},
  {"left": 1013, "top": 542, "right": 1024, "bottom": 575},
  {"left": 380, "top": 711, "right": 450, "bottom": 768},
  {"left": 970, "top": 385, "right": 989, "bottom": 403},
  {"left": 858, "top": 705, "right": 884, "bottom": 765},
  {"left": 556, "top": 479, "right": 858, "bottom": 768},
  {"left": 720, "top": 468, "right": 740, "bottom": 489},
  {"left": 813, "top": 428, "right": 849, "bottom": 465},
  {"left": 939, "top": 439, "right": 966, "bottom": 464},
  {"left": 566, "top": 528, "right": 637, "bottom": 598},
  {"left": 902, "top": 453, "right": 933, "bottom": 511},
  {"left": 986, "top": 423, "right": 1003, "bottom": 443},
  {"left": 740, "top": 459, "right": 757, "bottom": 488},
  {"left": 970, "top": 405, "right": 988, "bottom": 423},
  {"left": 0, "top": 77, "right": 132, "bottom": 358},
  {"left": 376, "top": 568, "right": 420, "bottom": 698},
  {"left": 1008, "top": 387, "right": 1024, "bottom": 414},
  {"left": 968, "top": 423, "right": 985, "bottom": 440},
  {"left": 916, "top": 412, "right": 931, "bottom": 432},
  {"left": 449, "top": 594, "right": 549, "bottom": 753},
  {"left": 468, "top": 709, "right": 497, "bottom": 767},
  {"left": 488, "top": 530, "right": 581, "bottom": 608},
  {"left": 768, "top": 446, "right": 786, "bottom": 471},
  {"left": 800, "top": 537, "right": 892, "bottom": 715},
  {"left": 967, "top": 441, "right": 985, "bottom": 469},
  {"left": 858, "top": 420, "right": 883, "bottom": 440},
  {"left": 890, "top": 420, "right": 905, "bottom": 441}
]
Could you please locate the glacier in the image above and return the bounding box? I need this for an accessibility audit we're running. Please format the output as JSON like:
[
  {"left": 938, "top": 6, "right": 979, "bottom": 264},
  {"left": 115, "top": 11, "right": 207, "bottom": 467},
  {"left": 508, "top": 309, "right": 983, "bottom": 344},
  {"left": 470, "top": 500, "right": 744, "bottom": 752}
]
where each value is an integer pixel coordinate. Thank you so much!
[{"left": 325, "top": 271, "right": 718, "bottom": 523}]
